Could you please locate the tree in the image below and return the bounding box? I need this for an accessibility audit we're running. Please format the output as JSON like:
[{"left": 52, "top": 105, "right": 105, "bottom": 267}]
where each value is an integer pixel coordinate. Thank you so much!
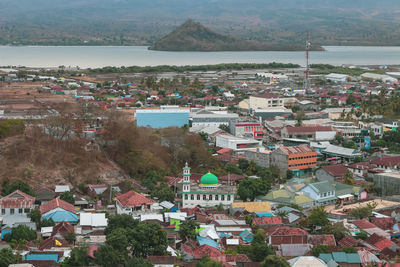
[
  {"left": 151, "top": 184, "right": 175, "bottom": 202},
  {"left": 196, "top": 256, "right": 222, "bottom": 267},
  {"left": 261, "top": 255, "right": 290, "bottom": 267},
  {"left": 322, "top": 222, "right": 350, "bottom": 241},
  {"left": 40, "top": 218, "right": 55, "bottom": 227},
  {"left": 94, "top": 245, "right": 123, "bottom": 267},
  {"left": 61, "top": 245, "right": 90, "bottom": 267},
  {"left": 1, "top": 179, "right": 34, "bottom": 196},
  {"left": 218, "top": 124, "right": 230, "bottom": 133},
  {"left": 355, "top": 231, "right": 368, "bottom": 240},
  {"left": 237, "top": 178, "right": 270, "bottom": 201},
  {"left": 105, "top": 214, "right": 139, "bottom": 235},
  {"left": 60, "top": 191, "right": 75, "bottom": 204},
  {"left": 225, "top": 163, "right": 243, "bottom": 175},
  {"left": 127, "top": 222, "right": 168, "bottom": 257},
  {"left": 343, "top": 169, "right": 355, "bottom": 185},
  {"left": 238, "top": 159, "right": 249, "bottom": 172},
  {"left": 341, "top": 247, "right": 357, "bottom": 253},
  {"left": 106, "top": 228, "right": 129, "bottom": 257},
  {"left": 311, "top": 245, "right": 329, "bottom": 257},
  {"left": 335, "top": 133, "right": 344, "bottom": 144},
  {"left": 125, "top": 257, "right": 153, "bottom": 267},
  {"left": 65, "top": 231, "right": 76, "bottom": 244},
  {"left": 0, "top": 248, "right": 17, "bottom": 267},
  {"left": 308, "top": 206, "right": 329, "bottom": 228},
  {"left": 28, "top": 208, "right": 41, "bottom": 227},
  {"left": 248, "top": 229, "right": 274, "bottom": 262},
  {"left": 349, "top": 202, "right": 377, "bottom": 219},
  {"left": 3, "top": 225, "right": 36, "bottom": 242},
  {"left": 179, "top": 220, "right": 199, "bottom": 241}
]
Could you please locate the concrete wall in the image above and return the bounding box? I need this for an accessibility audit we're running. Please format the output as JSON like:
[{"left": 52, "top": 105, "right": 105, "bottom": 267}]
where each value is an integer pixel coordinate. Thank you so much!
[
  {"left": 244, "top": 150, "right": 270, "bottom": 168},
  {"left": 182, "top": 193, "right": 234, "bottom": 208},
  {"left": 315, "top": 168, "right": 335, "bottom": 183},
  {"left": 270, "top": 149, "right": 288, "bottom": 176},
  {"left": 372, "top": 173, "right": 400, "bottom": 196}
]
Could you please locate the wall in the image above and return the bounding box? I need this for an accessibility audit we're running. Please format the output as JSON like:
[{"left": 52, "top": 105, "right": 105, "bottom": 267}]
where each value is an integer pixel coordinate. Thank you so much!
[
  {"left": 182, "top": 193, "right": 234, "bottom": 208},
  {"left": 315, "top": 168, "right": 335, "bottom": 183},
  {"left": 270, "top": 149, "right": 289, "bottom": 176},
  {"left": 244, "top": 150, "right": 270, "bottom": 168}
]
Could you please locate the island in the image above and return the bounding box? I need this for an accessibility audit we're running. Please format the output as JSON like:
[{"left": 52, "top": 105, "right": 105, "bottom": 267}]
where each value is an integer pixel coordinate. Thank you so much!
[{"left": 149, "top": 19, "right": 324, "bottom": 52}]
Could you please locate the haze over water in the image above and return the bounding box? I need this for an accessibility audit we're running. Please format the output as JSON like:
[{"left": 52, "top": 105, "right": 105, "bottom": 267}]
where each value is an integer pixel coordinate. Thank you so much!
[{"left": 1, "top": 46, "right": 399, "bottom": 68}]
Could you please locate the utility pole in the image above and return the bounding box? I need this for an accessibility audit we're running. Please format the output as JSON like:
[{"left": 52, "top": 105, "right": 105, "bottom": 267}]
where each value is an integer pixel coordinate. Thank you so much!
[{"left": 304, "top": 32, "right": 311, "bottom": 91}]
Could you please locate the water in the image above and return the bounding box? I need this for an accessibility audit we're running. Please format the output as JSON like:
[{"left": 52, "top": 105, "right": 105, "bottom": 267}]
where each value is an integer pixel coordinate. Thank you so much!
[{"left": 0, "top": 45, "right": 399, "bottom": 68}]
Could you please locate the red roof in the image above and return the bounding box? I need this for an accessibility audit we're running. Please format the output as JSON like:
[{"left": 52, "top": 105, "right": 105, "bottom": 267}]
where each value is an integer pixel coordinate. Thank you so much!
[
  {"left": 371, "top": 156, "right": 400, "bottom": 167},
  {"left": 39, "top": 236, "right": 69, "bottom": 250},
  {"left": 193, "top": 245, "right": 222, "bottom": 259},
  {"left": 267, "top": 226, "right": 308, "bottom": 236},
  {"left": 285, "top": 125, "right": 334, "bottom": 134},
  {"left": 0, "top": 190, "right": 35, "bottom": 209},
  {"left": 217, "top": 148, "right": 233, "bottom": 155},
  {"left": 51, "top": 221, "right": 74, "bottom": 237},
  {"left": 370, "top": 217, "right": 395, "bottom": 231},
  {"left": 88, "top": 245, "right": 99, "bottom": 258},
  {"left": 116, "top": 190, "right": 154, "bottom": 208},
  {"left": 40, "top": 198, "right": 75, "bottom": 214},
  {"left": 338, "top": 236, "right": 358, "bottom": 247},
  {"left": 308, "top": 234, "right": 336, "bottom": 246},
  {"left": 366, "top": 233, "right": 395, "bottom": 251},
  {"left": 348, "top": 162, "right": 376, "bottom": 170},
  {"left": 321, "top": 165, "right": 348, "bottom": 178},
  {"left": 280, "top": 145, "right": 316, "bottom": 155},
  {"left": 253, "top": 216, "right": 283, "bottom": 225},
  {"left": 352, "top": 220, "right": 377, "bottom": 230}
]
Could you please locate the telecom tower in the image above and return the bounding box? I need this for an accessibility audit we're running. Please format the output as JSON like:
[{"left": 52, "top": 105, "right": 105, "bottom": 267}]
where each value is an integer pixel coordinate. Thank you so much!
[{"left": 303, "top": 32, "right": 311, "bottom": 90}]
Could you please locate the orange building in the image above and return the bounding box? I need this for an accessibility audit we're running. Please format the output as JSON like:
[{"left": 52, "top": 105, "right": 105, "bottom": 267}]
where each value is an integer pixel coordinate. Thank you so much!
[{"left": 270, "top": 145, "right": 317, "bottom": 176}]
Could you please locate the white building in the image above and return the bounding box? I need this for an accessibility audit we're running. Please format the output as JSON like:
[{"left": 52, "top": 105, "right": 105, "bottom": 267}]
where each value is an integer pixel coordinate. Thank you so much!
[
  {"left": 0, "top": 190, "right": 35, "bottom": 225},
  {"left": 216, "top": 133, "right": 262, "bottom": 151},
  {"left": 361, "top": 73, "right": 398, "bottom": 83},
  {"left": 256, "top": 73, "right": 289, "bottom": 84},
  {"left": 180, "top": 163, "right": 235, "bottom": 208},
  {"left": 325, "top": 73, "right": 349, "bottom": 83},
  {"left": 115, "top": 190, "right": 156, "bottom": 215}
]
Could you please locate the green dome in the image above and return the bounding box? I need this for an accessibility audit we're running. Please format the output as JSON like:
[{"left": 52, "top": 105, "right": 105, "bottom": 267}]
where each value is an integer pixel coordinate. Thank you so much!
[{"left": 200, "top": 172, "right": 218, "bottom": 186}]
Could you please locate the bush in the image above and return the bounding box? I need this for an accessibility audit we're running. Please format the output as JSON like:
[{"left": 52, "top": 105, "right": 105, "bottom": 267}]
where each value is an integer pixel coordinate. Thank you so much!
[
  {"left": 3, "top": 225, "right": 36, "bottom": 242},
  {"left": 0, "top": 119, "right": 25, "bottom": 139}
]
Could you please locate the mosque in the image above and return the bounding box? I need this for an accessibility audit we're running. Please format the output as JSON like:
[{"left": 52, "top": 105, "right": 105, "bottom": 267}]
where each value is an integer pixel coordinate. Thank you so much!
[{"left": 180, "top": 162, "right": 236, "bottom": 208}]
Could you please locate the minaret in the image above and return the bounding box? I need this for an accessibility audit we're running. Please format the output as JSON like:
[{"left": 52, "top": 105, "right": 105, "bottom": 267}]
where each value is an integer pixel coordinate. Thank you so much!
[{"left": 182, "top": 162, "right": 191, "bottom": 192}]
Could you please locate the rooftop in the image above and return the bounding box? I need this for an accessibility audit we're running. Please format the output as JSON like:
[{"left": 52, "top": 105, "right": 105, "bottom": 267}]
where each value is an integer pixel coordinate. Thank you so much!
[
  {"left": 116, "top": 190, "right": 154, "bottom": 208},
  {"left": 321, "top": 165, "right": 348, "bottom": 178},
  {"left": 285, "top": 125, "right": 334, "bottom": 134},
  {"left": 279, "top": 145, "right": 316, "bottom": 155}
]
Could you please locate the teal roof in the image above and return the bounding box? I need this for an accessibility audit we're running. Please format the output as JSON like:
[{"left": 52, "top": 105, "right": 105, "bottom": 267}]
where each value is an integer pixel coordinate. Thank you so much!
[
  {"left": 42, "top": 210, "right": 79, "bottom": 224},
  {"left": 309, "top": 181, "right": 335, "bottom": 194},
  {"left": 335, "top": 182, "right": 360, "bottom": 196},
  {"left": 345, "top": 253, "right": 362, "bottom": 263},
  {"left": 320, "top": 253, "right": 333, "bottom": 263},
  {"left": 321, "top": 253, "right": 361, "bottom": 264},
  {"left": 200, "top": 172, "right": 218, "bottom": 185},
  {"left": 332, "top": 252, "right": 347, "bottom": 263},
  {"left": 24, "top": 254, "right": 59, "bottom": 262}
]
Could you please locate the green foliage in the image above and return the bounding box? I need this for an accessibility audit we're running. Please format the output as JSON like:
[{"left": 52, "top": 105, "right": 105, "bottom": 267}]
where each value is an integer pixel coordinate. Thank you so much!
[
  {"left": 94, "top": 245, "right": 123, "bottom": 267},
  {"left": 225, "top": 163, "right": 242, "bottom": 175},
  {"left": 355, "top": 231, "right": 368, "bottom": 240},
  {"left": 65, "top": 231, "right": 76, "bottom": 244},
  {"left": 0, "top": 119, "right": 25, "bottom": 139},
  {"left": 349, "top": 202, "right": 377, "bottom": 219},
  {"left": 198, "top": 132, "right": 209, "bottom": 142},
  {"left": 151, "top": 184, "right": 175, "bottom": 202},
  {"left": 40, "top": 218, "right": 55, "bottom": 227},
  {"left": 341, "top": 247, "right": 358, "bottom": 253},
  {"left": 1, "top": 179, "right": 34, "bottom": 196},
  {"left": 0, "top": 248, "right": 17, "bottom": 267},
  {"left": 343, "top": 169, "right": 355, "bottom": 185},
  {"left": 28, "top": 208, "right": 41, "bottom": 226},
  {"left": 260, "top": 255, "right": 290, "bottom": 267},
  {"left": 308, "top": 206, "right": 330, "bottom": 228},
  {"left": 179, "top": 220, "right": 199, "bottom": 241},
  {"left": 60, "top": 191, "right": 75, "bottom": 204},
  {"left": 3, "top": 225, "right": 36, "bottom": 242},
  {"left": 286, "top": 170, "right": 294, "bottom": 180},
  {"left": 125, "top": 257, "right": 153, "bottom": 267},
  {"left": 77, "top": 183, "right": 88, "bottom": 194},
  {"left": 321, "top": 223, "right": 350, "bottom": 241},
  {"left": 196, "top": 256, "right": 222, "bottom": 267},
  {"left": 218, "top": 124, "right": 230, "bottom": 133},
  {"left": 61, "top": 245, "right": 90, "bottom": 267},
  {"left": 248, "top": 229, "right": 274, "bottom": 262},
  {"left": 105, "top": 214, "right": 139, "bottom": 235},
  {"left": 238, "top": 159, "right": 250, "bottom": 173},
  {"left": 237, "top": 178, "right": 270, "bottom": 201},
  {"left": 343, "top": 141, "right": 357, "bottom": 150},
  {"left": 335, "top": 133, "right": 344, "bottom": 144},
  {"left": 312, "top": 244, "right": 329, "bottom": 256}
]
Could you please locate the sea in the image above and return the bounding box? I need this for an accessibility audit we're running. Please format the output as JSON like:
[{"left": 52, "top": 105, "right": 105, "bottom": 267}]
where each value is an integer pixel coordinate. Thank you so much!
[{"left": 0, "top": 45, "right": 399, "bottom": 69}]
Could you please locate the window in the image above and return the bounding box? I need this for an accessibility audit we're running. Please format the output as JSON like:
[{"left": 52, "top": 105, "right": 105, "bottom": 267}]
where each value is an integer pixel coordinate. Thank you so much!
[
  {"left": 215, "top": 195, "right": 219, "bottom": 200},
  {"left": 191, "top": 194, "right": 194, "bottom": 200},
  {"left": 221, "top": 195, "right": 225, "bottom": 201},
  {"left": 197, "top": 195, "right": 200, "bottom": 200},
  {"left": 24, "top": 208, "right": 30, "bottom": 213},
  {"left": 18, "top": 208, "right": 23, "bottom": 214},
  {"left": 323, "top": 193, "right": 327, "bottom": 197},
  {"left": 209, "top": 195, "right": 213, "bottom": 200},
  {"left": 227, "top": 195, "right": 231, "bottom": 201},
  {"left": 1, "top": 209, "right": 4, "bottom": 214},
  {"left": 203, "top": 195, "right": 206, "bottom": 200},
  {"left": 10, "top": 209, "right": 14, "bottom": 214},
  {"left": 184, "top": 194, "right": 188, "bottom": 200}
]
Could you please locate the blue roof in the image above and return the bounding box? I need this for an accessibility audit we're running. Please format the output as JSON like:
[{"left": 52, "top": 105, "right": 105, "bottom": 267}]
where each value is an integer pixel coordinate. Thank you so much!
[
  {"left": 43, "top": 210, "right": 78, "bottom": 224},
  {"left": 321, "top": 253, "right": 361, "bottom": 264},
  {"left": 319, "top": 253, "right": 333, "bottom": 263},
  {"left": 0, "top": 230, "right": 11, "bottom": 240},
  {"left": 219, "top": 232, "right": 232, "bottom": 238},
  {"left": 255, "top": 212, "right": 275, "bottom": 217},
  {"left": 197, "top": 236, "right": 220, "bottom": 250},
  {"left": 24, "top": 254, "right": 59, "bottom": 262},
  {"left": 239, "top": 229, "right": 253, "bottom": 243}
]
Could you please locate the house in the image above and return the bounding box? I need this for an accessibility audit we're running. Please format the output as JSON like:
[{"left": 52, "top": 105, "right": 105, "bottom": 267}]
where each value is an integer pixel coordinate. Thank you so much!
[
  {"left": 308, "top": 234, "right": 336, "bottom": 247},
  {"left": 115, "top": 190, "right": 155, "bottom": 215},
  {"left": 322, "top": 144, "right": 362, "bottom": 163},
  {"left": 231, "top": 202, "right": 271, "bottom": 213},
  {"left": 281, "top": 125, "right": 336, "bottom": 141},
  {"left": 55, "top": 185, "right": 70, "bottom": 194},
  {"left": 319, "top": 252, "right": 362, "bottom": 267},
  {"left": 216, "top": 133, "right": 262, "bottom": 151},
  {"left": 87, "top": 184, "right": 108, "bottom": 196},
  {"left": 0, "top": 190, "right": 35, "bottom": 225},
  {"left": 79, "top": 213, "right": 108, "bottom": 229},
  {"left": 40, "top": 198, "right": 78, "bottom": 224},
  {"left": 365, "top": 233, "right": 397, "bottom": 251},
  {"left": 371, "top": 156, "right": 400, "bottom": 170},
  {"left": 288, "top": 256, "right": 328, "bottom": 267},
  {"left": 300, "top": 181, "right": 336, "bottom": 205},
  {"left": 270, "top": 145, "right": 317, "bottom": 176},
  {"left": 261, "top": 189, "right": 314, "bottom": 209},
  {"left": 147, "top": 256, "right": 177, "bottom": 267},
  {"left": 51, "top": 221, "right": 75, "bottom": 239},
  {"left": 39, "top": 236, "right": 69, "bottom": 250},
  {"left": 35, "top": 188, "right": 56, "bottom": 204},
  {"left": 316, "top": 165, "right": 348, "bottom": 183},
  {"left": 266, "top": 226, "right": 308, "bottom": 246},
  {"left": 348, "top": 162, "right": 376, "bottom": 177}
]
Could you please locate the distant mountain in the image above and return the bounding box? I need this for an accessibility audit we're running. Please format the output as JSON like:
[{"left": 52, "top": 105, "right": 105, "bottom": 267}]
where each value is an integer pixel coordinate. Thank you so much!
[
  {"left": 1, "top": 0, "right": 400, "bottom": 46},
  {"left": 149, "top": 19, "right": 322, "bottom": 51}
]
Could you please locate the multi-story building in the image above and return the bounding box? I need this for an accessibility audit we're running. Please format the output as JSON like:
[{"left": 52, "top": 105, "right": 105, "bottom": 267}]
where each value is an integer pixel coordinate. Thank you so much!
[
  {"left": 281, "top": 125, "right": 336, "bottom": 141},
  {"left": 191, "top": 110, "right": 239, "bottom": 130},
  {"left": 270, "top": 145, "right": 317, "bottom": 176},
  {"left": 229, "top": 119, "right": 264, "bottom": 140},
  {"left": 180, "top": 163, "right": 235, "bottom": 208},
  {"left": 332, "top": 122, "right": 362, "bottom": 139},
  {"left": 0, "top": 190, "right": 35, "bottom": 225},
  {"left": 216, "top": 133, "right": 262, "bottom": 151}
]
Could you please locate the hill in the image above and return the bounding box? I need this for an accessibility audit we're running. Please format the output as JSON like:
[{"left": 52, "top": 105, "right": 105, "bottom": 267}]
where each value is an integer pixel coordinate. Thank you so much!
[{"left": 149, "top": 19, "right": 321, "bottom": 51}]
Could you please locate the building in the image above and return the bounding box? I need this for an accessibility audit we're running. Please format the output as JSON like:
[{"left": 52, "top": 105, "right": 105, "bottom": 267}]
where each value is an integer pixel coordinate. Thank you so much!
[
  {"left": 371, "top": 156, "right": 400, "bottom": 171},
  {"left": 316, "top": 165, "right": 348, "bottom": 183},
  {"left": 40, "top": 198, "right": 78, "bottom": 224},
  {"left": 325, "top": 73, "right": 349, "bottom": 83},
  {"left": 256, "top": 73, "right": 289, "bottom": 84},
  {"left": 229, "top": 119, "right": 264, "bottom": 140},
  {"left": 333, "top": 122, "right": 362, "bottom": 139},
  {"left": 322, "top": 108, "right": 353, "bottom": 120},
  {"left": 115, "top": 190, "right": 155, "bottom": 215},
  {"left": 0, "top": 190, "right": 35, "bottom": 225},
  {"left": 288, "top": 256, "right": 328, "bottom": 267},
  {"left": 266, "top": 226, "right": 308, "bottom": 246},
  {"left": 372, "top": 171, "right": 400, "bottom": 196},
  {"left": 180, "top": 163, "right": 235, "bottom": 208},
  {"left": 244, "top": 148, "right": 271, "bottom": 168},
  {"left": 191, "top": 109, "right": 239, "bottom": 130},
  {"left": 216, "top": 133, "right": 262, "bottom": 151},
  {"left": 136, "top": 106, "right": 189, "bottom": 128},
  {"left": 322, "top": 144, "right": 362, "bottom": 163},
  {"left": 300, "top": 181, "right": 336, "bottom": 205},
  {"left": 270, "top": 145, "right": 317, "bottom": 176},
  {"left": 361, "top": 73, "right": 398, "bottom": 83},
  {"left": 281, "top": 125, "right": 336, "bottom": 141},
  {"left": 238, "top": 91, "right": 291, "bottom": 116}
]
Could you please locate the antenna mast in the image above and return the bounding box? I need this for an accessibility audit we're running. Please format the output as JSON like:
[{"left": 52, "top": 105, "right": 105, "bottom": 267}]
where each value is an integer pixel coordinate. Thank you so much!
[{"left": 304, "top": 32, "right": 311, "bottom": 91}]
